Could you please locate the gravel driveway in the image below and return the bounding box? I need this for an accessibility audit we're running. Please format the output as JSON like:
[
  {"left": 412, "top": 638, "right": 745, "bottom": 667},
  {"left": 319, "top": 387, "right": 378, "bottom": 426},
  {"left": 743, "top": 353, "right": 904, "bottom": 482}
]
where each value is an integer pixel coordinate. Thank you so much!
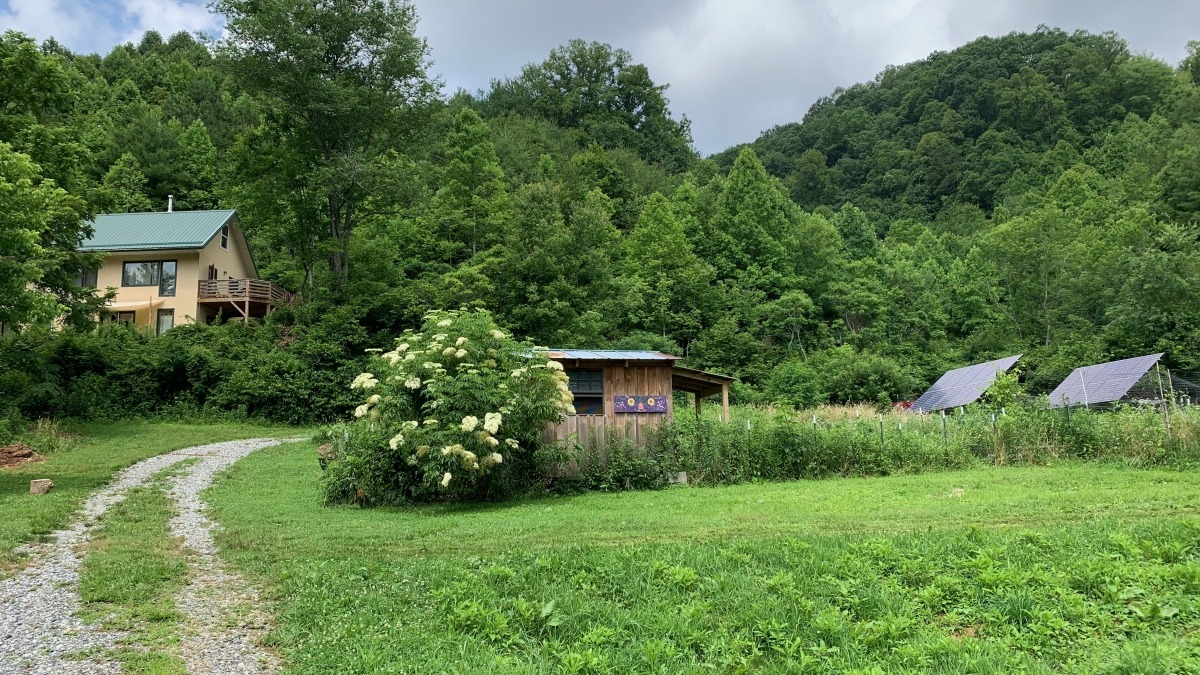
[{"left": 0, "top": 438, "right": 289, "bottom": 674}]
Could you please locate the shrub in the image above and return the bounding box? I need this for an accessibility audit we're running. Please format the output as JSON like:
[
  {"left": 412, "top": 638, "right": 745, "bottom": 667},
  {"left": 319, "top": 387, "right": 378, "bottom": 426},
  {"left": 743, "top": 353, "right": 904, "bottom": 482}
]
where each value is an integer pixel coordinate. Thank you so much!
[{"left": 321, "top": 309, "right": 572, "bottom": 505}]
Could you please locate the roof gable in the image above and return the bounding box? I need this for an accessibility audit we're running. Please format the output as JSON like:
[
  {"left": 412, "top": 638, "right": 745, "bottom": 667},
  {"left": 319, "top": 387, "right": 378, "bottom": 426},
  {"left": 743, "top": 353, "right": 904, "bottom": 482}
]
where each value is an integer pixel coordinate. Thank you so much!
[{"left": 80, "top": 210, "right": 237, "bottom": 251}]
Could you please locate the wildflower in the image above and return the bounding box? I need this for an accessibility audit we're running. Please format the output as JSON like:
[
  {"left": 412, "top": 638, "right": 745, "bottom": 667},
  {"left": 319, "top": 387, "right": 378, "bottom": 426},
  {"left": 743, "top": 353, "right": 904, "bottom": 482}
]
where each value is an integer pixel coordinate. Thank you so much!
[
  {"left": 354, "top": 404, "right": 370, "bottom": 418},
  {"left": 389, "top": 433, "right": 405, "bottom": 450},
  {"left": 365, "top": 348, "right": 383, "bottom": 354},
  {"left": 404, "top": 353, "right": 416, "bottom": 362},
  {"left": 505, "top": 438, "right": 519, "bottom": 449},
  {"left": 424, "top": 419, "right": 439, "bottom": 426},
  {"left": 441, "top": 472, "right": 452, "bottom": 487},
  {"left": 406, "top": 455, "right": 417, "bottom": 466},
  {"left": 483, "top": 412, "right": 502, "bottom": 434},
  {"left": 437, "top": 319, "right": 453, "bottom": 327},
  {"left": 490, "top": 329, "right": 505, "bottom": 340},
  {"left": 405, "top": 375, "right": 422, "bottom": 389},
  {"left": 511, "top": 367, "right": 527, "bottom": 378},
  {"left": 416, "top": 445, "right": 430, "bottom": 457},
  {"left": 486, "top": 349, "right": 497, "bottom": 356},
  {"left": 498, "top": 383, "right": 507, "bottom": 390},
  {"left": 484, "top": 359, "right": 497, "bottom": 369},
  {"left": 382, "top": 351, "right": 401, "bottom": 365},
  {"left": 547, "top": 360, "right": 564, "bottom": 371},
  {"left": 566, "top": 405, "right": 576, "bottom": 415},
  {"left": 397, "top": 343, "right": 410, "bottom": 352},
  {"left": 456, "top": 337, "right": 468, "bottom": 346},
  {"left": 489, "top": 452, "right": 503, "bottom": 465},
  {"left": 423, "top": 362, "right": 442, "bottom": 370},
  {"left": 455, "top": 349, "right": 468, "bottom": 359},
  {"left": 485, "top": 436, "right": 500, "bottom": 447},
  {"left": 443, "top": 347, "right": 457, "bottom": 356},
  {"left": 350, "top": 373, "right": 378, "bottom": 390},
  {"left": 461, "top": 416, "right": 480, "bottom": 432},
  {"left": 432, "top": 333, "right": 449, "bottom": 341}
]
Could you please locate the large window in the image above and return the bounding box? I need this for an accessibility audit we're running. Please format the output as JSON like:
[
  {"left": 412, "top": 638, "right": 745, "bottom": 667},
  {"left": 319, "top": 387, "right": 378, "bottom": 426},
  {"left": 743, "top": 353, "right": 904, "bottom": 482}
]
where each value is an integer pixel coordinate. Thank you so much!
[
  {"left": 121, "top": 260, "right": 176, "bottom": 297},
  {"left": 109, "top": 311, "right": 136, "bottom": 326},
  {"left": 74, "top": 268, "right": 98, "bottom": 288},
  {"left": 566, "top": 368, "right": 604, "bottom": 416},
  {"left": 220, "top": 225, "right": 229, "bottom": 250},
  {"left": 156, "top": 309, "right": 174, "bottom": 336}
]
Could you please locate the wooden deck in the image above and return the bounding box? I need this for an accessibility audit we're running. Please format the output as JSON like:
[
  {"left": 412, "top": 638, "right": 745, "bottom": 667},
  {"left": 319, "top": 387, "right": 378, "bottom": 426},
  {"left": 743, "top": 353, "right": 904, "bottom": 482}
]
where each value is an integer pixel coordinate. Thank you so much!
[{"left": 196, "top": 279, "right": 291, "bottom": 320}]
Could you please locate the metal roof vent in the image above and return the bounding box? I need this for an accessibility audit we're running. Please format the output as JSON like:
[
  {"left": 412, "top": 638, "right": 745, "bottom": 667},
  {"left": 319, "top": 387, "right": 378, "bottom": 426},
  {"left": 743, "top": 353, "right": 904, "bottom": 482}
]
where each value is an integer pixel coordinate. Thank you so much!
[{"left": 167, "top": 195, "right": 174, "bottom": 213}]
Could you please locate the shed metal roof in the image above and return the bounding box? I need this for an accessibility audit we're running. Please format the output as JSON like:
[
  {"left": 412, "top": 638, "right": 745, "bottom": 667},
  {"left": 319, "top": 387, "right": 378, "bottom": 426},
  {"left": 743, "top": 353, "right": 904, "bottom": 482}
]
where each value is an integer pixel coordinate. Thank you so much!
[
  {"left": 79, "top": 210, "right": 237, "bottom": 252},
  {"left": 545, "top": 349, "right": 681, "bottom": 361}
]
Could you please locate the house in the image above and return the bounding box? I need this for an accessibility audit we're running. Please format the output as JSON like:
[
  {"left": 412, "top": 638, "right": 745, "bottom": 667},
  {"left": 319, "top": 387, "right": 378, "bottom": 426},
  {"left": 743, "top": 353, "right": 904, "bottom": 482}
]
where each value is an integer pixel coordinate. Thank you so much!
[
  {"left": 544, "top": 349, "right": 734, "bottom": 448},
  {"left": 78, "top": 208, "right": 290, "bottom": 334}
]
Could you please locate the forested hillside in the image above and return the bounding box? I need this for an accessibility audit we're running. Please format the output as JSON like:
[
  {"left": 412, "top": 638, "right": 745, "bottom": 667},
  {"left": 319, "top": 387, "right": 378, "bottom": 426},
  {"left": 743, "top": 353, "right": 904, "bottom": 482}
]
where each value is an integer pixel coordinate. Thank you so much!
[{"left": 3, "top": 3, "right": 1199, "bottom": 411}]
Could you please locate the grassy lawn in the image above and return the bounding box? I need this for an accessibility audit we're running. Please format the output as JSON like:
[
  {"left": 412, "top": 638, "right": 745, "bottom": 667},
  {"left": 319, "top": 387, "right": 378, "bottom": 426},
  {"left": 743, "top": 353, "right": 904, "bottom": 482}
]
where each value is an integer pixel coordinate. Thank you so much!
[
  {"left": 209, "top": 441, "right": 1200, "bottom": 674},
  {"left": 0, "top": 421, "right": 299, "bottom": 568}
]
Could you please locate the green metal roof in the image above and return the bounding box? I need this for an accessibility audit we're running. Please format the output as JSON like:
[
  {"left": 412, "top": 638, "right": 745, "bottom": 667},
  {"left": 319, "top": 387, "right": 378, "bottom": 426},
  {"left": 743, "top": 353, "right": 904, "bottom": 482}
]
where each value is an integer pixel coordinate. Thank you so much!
[{"left": 79, "top": 210, "right": 237, "bottom": 251}]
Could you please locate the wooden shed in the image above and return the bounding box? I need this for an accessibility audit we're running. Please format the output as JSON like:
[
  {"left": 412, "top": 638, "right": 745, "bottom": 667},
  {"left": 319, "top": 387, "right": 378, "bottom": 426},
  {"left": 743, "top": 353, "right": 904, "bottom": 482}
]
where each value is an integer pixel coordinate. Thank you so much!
[{"left": 543, "top": 349, "right": 734, "bottom": 448}]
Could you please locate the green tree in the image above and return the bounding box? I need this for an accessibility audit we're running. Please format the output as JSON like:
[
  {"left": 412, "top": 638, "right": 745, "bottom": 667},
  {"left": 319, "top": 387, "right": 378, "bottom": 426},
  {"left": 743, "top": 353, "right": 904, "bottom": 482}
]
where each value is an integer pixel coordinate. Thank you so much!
[
  {"left": 98, "top": 153, "right": 153, "bottom": 212},
  {"left": 430, "top": 107, "right": 510, "bottom": 261},
  {"left": 484, "top": 39, "right": 694, "bottom": 170},
  {"left": 215, "top": 0, "right": 438, "bottom": 296},
  {"left": 622, "top": 193, "right": 714, "bottom": 341},
  {"left": 0, "top": 143, "right": 104, "bottom": 328}
]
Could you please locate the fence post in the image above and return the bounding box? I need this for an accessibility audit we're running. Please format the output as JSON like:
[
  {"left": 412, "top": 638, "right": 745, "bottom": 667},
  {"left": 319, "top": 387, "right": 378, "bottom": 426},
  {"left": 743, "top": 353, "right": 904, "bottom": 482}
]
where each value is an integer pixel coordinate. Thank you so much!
[
  {"left": 1157, "top": 363, "right": 1172, "bottom": 444},
  {"left": 941, "top": 410, "right": 948, "bottom": 447},
  {"left": 878, "top": 415, "right": 885, "bottom": 451}
]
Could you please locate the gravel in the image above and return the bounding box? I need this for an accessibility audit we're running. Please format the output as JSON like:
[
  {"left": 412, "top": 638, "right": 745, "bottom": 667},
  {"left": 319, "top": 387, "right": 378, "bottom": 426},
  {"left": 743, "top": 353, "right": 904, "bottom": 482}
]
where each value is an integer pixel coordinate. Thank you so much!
[{"left": 0, "top": 438, "right": 288, "bottom": 675}]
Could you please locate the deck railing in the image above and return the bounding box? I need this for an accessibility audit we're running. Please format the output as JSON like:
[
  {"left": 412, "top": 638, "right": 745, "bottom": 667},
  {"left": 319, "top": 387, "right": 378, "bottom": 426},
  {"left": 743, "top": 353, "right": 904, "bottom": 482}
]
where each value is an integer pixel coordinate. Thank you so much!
[{"left": 197, "top": 279, "right": 291, "bottom": 305}]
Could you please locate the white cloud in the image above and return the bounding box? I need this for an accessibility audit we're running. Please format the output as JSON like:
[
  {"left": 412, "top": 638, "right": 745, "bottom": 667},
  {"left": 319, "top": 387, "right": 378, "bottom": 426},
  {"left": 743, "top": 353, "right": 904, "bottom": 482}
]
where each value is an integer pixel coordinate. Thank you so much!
[
  {"left": 117, "top": 0, "right": 220, "bottom": 43},
  {"left": 0, "top": 0, "right": 114, "bottom": 50}
]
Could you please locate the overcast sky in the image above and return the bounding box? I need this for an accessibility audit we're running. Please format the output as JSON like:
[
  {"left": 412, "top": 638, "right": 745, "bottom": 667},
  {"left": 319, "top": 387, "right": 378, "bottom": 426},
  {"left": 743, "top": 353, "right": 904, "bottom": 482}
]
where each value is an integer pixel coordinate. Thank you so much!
[{"left": 2, "top": 0, "right": 1196, "bottom": 153}]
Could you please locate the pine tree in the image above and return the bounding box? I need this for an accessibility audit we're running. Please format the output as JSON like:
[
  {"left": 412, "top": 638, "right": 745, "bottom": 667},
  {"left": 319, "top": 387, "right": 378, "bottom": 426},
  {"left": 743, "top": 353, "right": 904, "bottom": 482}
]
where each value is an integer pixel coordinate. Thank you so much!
[
  {"left": 99, "top": 153, "right": 153, "bottom": 212},
  {"left": 431, "top": 107, "right": 510, "bottom": 261}
]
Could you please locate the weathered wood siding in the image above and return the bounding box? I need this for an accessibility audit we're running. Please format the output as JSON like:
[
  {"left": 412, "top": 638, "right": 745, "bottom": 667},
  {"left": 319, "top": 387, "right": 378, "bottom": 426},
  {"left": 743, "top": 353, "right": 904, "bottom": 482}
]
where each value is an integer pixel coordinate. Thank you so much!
[{"left": 544, "top": 364, "right": 674, "bottom": 449}]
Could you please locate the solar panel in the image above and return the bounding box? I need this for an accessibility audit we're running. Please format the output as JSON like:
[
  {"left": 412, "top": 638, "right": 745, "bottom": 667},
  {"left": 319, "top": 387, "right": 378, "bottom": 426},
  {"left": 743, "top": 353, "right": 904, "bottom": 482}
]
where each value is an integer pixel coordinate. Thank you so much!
[
  {"left": 910, "top": 355, "right": 1022, "bottom": 413},
  {"left": 1047, "top": 353, "right": 1164, "bottom": 408}
]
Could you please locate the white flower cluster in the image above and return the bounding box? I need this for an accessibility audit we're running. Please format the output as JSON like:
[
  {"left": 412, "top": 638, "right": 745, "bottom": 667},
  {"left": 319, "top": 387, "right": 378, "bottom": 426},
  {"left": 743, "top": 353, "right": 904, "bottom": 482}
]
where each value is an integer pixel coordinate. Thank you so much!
[{"left": 350, "top": 372, "right": 378, "bottom": 390}]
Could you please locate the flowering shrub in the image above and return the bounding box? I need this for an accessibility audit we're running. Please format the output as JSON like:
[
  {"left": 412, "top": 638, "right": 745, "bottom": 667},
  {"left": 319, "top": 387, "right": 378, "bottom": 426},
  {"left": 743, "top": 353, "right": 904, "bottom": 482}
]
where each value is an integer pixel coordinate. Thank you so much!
[{"left": 321, "top": 309, "right": 573, "bottom": 504}]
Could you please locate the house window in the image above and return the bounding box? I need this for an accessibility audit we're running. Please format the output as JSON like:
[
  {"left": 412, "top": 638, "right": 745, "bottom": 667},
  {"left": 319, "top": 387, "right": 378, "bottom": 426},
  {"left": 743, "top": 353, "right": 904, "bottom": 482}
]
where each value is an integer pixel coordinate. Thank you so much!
[
  {"left": 566, "top": 368, "right": 604, "bottom": 416},
  {"left": 121, "top": 260, "right": 176, "bottom": 297},
  {"left": 156, "top": 309, "right": 174, "bottom": 335},
  {"left": 207, "top": 265, "right": 218, "bottom": 280},
  {"left": 220, "top": 225, "right": 229, "bottom": 250},
  {"left": 111, "top": 311, "right": 136, "bottom": 325},
  {"left": 74, "top": 268, "right": 98, "bottom": 288}
]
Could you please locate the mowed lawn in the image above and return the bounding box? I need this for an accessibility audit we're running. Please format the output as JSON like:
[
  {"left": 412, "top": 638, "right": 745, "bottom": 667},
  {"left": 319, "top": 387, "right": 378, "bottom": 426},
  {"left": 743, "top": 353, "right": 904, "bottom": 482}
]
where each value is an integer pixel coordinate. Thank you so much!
[
  {"left": 209, "top": 441, "right": 1200, "bottom": 674},
  {"left": 0, "top": 422, "right": 298, "bottom": 568}
]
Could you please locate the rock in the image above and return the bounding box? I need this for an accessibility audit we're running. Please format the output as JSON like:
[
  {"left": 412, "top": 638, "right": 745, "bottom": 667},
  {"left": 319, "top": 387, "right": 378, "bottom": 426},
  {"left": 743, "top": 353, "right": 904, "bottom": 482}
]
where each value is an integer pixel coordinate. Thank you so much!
[
  {"left": 317, "top": 444, "right": 333, "bottom": 470},
  {"left": 30, "top": 479, "right": 54, "bottom": 495}
]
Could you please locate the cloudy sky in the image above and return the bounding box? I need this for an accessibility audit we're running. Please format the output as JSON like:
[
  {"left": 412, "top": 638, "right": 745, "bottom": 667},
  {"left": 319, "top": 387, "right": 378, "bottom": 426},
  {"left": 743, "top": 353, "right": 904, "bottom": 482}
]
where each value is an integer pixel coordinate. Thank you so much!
[{"left": 2, "top": 0, "right": 1196, "bottom": 153}]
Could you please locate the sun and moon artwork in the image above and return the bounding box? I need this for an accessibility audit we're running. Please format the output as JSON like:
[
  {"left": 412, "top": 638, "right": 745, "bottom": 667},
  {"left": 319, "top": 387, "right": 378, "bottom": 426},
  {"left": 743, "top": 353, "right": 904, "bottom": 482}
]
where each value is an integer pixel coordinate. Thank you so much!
[{"left": 613, "top": 395, "right": 668, "bottom": 413}]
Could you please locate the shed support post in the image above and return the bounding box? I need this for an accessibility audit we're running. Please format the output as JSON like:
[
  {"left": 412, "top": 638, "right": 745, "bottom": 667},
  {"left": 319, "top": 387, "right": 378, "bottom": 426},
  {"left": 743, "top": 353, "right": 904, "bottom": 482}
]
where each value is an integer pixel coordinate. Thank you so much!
[
  {"left": 695, "top": 392, "right": 702, "bottom": 419},
  {"left": 721, "top": 383, "right": 730, "bottom": 424}
]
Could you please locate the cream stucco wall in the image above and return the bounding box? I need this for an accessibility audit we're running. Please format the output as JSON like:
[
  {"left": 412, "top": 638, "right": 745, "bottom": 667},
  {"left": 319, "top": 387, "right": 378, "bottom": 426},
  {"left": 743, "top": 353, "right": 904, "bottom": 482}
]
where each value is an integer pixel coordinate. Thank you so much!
[
  {"left": 97, "top": 250, "right": 202, "bottom": 328},
  {"left": 94, "top": 224, "right": 258, "bottom": 330}
]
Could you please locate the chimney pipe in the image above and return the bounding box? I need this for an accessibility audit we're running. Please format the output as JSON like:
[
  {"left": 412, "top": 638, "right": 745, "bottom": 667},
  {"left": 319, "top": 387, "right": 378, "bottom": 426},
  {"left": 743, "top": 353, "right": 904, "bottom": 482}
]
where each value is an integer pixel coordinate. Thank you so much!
[{"left": 167, "top": 195, "right": 174, "bottom": 213}]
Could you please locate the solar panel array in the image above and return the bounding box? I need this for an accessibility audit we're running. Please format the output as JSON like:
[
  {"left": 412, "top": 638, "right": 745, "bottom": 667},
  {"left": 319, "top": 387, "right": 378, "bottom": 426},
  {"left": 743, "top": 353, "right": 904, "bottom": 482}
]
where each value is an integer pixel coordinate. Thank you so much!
[
  {"left": 910, "top": 355, "right": 1022, "bottom": 413},
  {"left": 1047, "top": 353, "right": 1164, "bottom": 408}
]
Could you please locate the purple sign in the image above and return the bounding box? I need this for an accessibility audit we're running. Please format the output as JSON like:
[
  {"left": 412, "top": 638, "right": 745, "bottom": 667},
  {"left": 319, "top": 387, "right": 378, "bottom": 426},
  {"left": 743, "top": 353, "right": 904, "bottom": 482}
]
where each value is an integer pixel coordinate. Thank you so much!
[{"left": 614, "top": 395, "right": 667, "bottom": 413}]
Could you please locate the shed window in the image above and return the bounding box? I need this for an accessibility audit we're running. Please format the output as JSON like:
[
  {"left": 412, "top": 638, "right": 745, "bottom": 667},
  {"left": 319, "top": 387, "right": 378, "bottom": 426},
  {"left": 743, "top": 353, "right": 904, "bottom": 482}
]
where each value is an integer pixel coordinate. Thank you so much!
[
  {"left": 220, "top": 225, "right": 229, "bottom": 250},
  {"left": 566, "top": 369, "right": 604, "bottom": 416}
]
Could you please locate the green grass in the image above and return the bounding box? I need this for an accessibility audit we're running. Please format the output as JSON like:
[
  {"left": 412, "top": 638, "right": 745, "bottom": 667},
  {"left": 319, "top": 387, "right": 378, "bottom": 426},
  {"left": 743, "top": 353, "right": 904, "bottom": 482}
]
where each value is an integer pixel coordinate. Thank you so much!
[
  {"left": 0, "top": 421, "right": 300, "bottom": 569},
  {"left": 78, "top": 465, "right": 194, "bottom": 675},
  {"left": 209, "top": 441, "right": 1200, "bottom": 674}
]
